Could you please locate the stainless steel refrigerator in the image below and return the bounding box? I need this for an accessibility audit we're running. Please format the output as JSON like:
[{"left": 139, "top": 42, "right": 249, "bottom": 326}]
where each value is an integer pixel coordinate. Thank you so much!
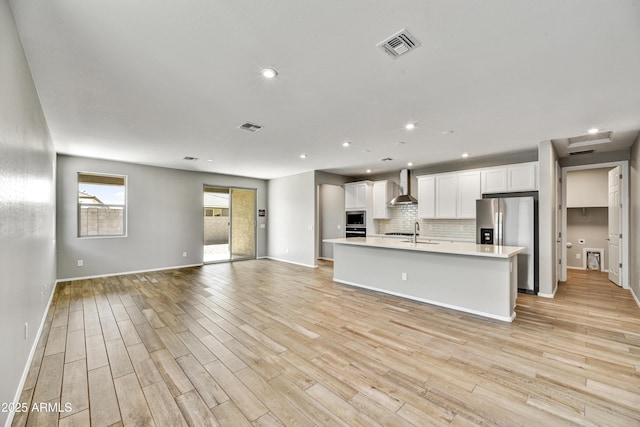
[{"left": 476, "top": 195, "right": 538, "bottom": 294}]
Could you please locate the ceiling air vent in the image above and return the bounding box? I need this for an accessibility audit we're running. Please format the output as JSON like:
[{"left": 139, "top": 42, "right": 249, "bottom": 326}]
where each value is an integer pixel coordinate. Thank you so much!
[
  {"left": 380, "top": 157, "right": 394, "bottom": 162},
  {"left": 377, "top": 29, "right": 421, "bottom": 59},
  {"left": 568, "top": 150, "right": 595, "bottom": 156},
  {"left": 183, "top": 156, "right": 199, "bottom": 161},
  {"left": 238, "top": 122, "right": 264, "bottom": 132}
]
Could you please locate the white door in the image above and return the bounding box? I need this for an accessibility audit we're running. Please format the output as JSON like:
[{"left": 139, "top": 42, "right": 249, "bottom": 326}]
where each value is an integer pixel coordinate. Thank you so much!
[{"left": 608, "top": 166, "right": 621, "bottom": 286}]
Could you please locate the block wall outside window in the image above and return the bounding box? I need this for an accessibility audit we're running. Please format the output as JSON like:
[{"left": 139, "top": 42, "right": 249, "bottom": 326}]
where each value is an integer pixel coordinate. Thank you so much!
[{"left": 78, "top": 172, "right": 126, "bottom": 237}]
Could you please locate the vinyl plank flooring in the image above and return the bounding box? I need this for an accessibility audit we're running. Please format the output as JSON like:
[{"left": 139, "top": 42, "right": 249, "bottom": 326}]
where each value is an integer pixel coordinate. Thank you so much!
[
  {"left": 60, "top": 359, "right": 89, "bottom": 418},
  {"left": 31, "top": 353, "right": 64, "bottom": 404},
  {"left": 142, "top": 381, "right": 188, "bottom": 427},
  {"left": 149, "top": 349, "right": 194, "bottom": 397},
  {"left": 176, "top": 354, "right": 228, "bottom": 409},
  {"left": 126, "top": 342, "right": 163, "bottom": 387},
  {"left": 104, "top": 338, "right": 134, "bottom": 379},
  {"left": 113, "top": 373, "right": 155, "bottom": 427},
  {"left": 88, "top": 366, "right": 121, "bottom": 427},
  {"left": 17, "top": 264, "right": 640, "bottom": 427},
  {"left": 175, "top": 390, "right": 220, "bottom": 427}
]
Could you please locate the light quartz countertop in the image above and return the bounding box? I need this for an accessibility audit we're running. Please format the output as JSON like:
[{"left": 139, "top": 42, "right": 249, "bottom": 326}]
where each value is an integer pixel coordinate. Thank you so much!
[{"left": 324, "top": 237, "right": 525, "bottom": 259}]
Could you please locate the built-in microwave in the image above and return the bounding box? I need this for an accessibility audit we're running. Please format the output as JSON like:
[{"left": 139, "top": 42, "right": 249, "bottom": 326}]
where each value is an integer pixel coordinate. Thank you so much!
[{"left": 346, "top": 211, "right": 365, "bottom": 227}]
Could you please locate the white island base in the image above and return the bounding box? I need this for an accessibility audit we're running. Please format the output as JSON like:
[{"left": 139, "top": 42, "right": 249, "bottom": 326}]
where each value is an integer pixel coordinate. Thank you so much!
[{"left": 328, "top": 238, "right": 524, "bottom": 322}]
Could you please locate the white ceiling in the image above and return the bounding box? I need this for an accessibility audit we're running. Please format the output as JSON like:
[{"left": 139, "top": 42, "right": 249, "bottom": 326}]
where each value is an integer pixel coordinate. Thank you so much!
[{"left": 9, "top": 0, "right": 640, "bottom": 179}]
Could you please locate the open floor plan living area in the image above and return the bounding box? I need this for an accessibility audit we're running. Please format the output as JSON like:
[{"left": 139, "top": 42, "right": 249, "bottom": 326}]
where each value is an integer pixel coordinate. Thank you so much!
[{"left": 3, "top": 1, "right": 640, "bottom": 426}]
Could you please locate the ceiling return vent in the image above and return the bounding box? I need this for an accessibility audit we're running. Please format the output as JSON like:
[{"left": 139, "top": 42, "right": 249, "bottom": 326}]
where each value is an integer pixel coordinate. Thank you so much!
[
  {"left": 567, "top": 131, "right": 613, "bottom": 149},
  {"left": 238, "top": 122, "right": 264, "bottom": 132},
  {"left": 377, "top": 29, "right": 421, "bottom": 59}
]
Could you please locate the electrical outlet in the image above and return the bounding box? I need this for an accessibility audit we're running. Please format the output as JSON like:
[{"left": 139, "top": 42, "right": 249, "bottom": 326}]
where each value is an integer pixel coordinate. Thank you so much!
[
  {"left": 401, "top": 272, "right": 407, "bottom": 281},
  {"left": 576, "top": 254, "right": 581, "bottom": 259},
  {"left": 285, "top": 248, "right": 289, "bottom": 254},
  {"left": 183, "top": 251, "right": 187, "bottom": 257},
  {"left": 337, "top": 224, "right": 341, "bottom": 230},
  {"left": 77, "top": 260, "right": 83, "bottom": 267},
  {"left": 24, "top": 322, "right": 28, "bottom": 340},
  {"left": 260, "top": 224, "right": 265, "bottom": 228},
  {"left": 44, "top": 283, "right": 47, "bottom": 292}
]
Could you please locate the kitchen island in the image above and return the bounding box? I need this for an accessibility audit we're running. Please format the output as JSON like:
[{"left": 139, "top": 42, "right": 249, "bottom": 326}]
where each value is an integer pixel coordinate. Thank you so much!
[{"left": 324, "top": 237, "right": 525, "bottom": 322}]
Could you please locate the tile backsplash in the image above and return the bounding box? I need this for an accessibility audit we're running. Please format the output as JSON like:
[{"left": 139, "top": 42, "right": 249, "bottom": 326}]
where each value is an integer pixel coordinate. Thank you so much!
[{"left": 374, "top": 204, "right": 476, "bottom": 241}]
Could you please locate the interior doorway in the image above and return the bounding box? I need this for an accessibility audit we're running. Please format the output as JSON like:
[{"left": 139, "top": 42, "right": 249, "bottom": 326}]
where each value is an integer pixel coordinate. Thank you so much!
[
  {"left": 561, "top": 162, "right": 629, "bottom": 288},
  {"left": 203, "top": 185, "right": 256, "bottom": 263}
]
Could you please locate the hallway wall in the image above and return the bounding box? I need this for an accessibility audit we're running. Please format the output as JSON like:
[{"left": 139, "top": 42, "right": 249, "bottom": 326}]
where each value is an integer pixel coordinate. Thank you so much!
[{"left": 0, "top": 2, "right": 57, "bottom": 425}]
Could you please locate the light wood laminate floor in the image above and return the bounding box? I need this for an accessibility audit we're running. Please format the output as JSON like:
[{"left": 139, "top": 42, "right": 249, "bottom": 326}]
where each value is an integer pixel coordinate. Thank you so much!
[{"left": 13, "top": 261, "right": 640, "bottom": 426}]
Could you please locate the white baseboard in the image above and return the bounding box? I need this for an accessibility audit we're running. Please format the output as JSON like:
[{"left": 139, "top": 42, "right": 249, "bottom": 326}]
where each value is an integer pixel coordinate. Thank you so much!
[
  {"left": 537, "top": 284, "right": 558, "bottom": 298},
  {"left": 317, "top": 257, "right": 334, "bottom": 261},
  {"left": 265, "top": 257, "right": 317, "bottom": 269},
  {"left": 57, "top": 263, "right": 204, "bottom": 282},
  {"left": 5, "top": 281, "right": 58, "bottom": 427}
]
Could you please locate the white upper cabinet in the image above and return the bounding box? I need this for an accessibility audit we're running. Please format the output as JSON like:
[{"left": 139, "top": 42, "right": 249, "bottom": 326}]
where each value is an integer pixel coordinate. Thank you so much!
[
  {"left": 457, "top": 171, "right": 481, "bottom": 218},
  {"left": 372, "top": 180, "right": 397, "bottom": 219},
  {"left": 481, "top": 162, "right": 538, "bottom": 194},
  {"left": 435, "top": 174, "right": 458, "bottom": 218},
  {"left": 345, "top": 181, "right": 370, "bottom": 211},
  {"left": 507, "top": 163, "right": 537, "bottom": 192},
  {"left": 417, "top": 176, "right": 435, "bottom": 219},
  {"left": 481, "top": 168, "right": 508, "bottom": 193}
]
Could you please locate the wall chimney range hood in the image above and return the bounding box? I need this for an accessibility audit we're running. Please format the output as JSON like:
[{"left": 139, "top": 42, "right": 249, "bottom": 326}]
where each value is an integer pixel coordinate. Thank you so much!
[{"left": 389, "top": 169, "right": 418, "bottom": 205}]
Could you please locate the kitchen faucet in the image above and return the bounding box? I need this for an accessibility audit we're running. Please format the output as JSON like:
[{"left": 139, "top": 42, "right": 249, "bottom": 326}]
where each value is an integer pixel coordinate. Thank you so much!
[{"left": 413, "top": 221, "right": 420, "bottom": 244}]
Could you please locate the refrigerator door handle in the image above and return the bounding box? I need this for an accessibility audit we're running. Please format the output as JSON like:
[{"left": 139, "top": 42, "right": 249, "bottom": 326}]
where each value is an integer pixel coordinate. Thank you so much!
[{"left": 497, "top": 212, "right": 503, "bottom": 245}]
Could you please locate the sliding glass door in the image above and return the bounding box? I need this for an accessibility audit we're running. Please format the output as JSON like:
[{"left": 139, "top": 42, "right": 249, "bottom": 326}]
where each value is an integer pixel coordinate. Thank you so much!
[{"left": 203, "top": 185, "right": 255, "bottom": 263}]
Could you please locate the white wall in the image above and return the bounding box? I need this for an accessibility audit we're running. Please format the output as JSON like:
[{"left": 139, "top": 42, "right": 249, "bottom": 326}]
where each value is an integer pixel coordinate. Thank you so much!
[
  {"left": 57, "top": 155, "right": 268, "bottom": 279},
  {"left": 319, "top": 184, "right": 345, "bottom": 259},
  {"left": 566, "top": 208, "right": 608, "bottom": 269},
  {"left": 538, "top": 141, "right": 559, "bottom": 296},
  {"left": 630, "top": 137, "right": 640, "bottom": 303},
  {"left": 267, "top": 171, "right": 316, "bottom": 267},
  {"left": 566, "top": 168, "right": 610, "bottom": 207},
  {"left": 0, "top": 2, "right": 56, "bottom": 425}
]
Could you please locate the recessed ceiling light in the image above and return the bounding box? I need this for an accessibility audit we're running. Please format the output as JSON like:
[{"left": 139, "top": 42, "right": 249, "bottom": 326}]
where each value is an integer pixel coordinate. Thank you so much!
[
  {"left": 442, "top": 130, "right": 454, "bottom": 135},
  {"left": 366, "top": 169, "right": 372, "bottom": 173},
  {"left": 588, "top": 127, "right": 599, "bottom": 134},
  {"left": 207, "top": 159, "right": 213, "bottom": 162},
  {"left": 261, "top": 68, "right": 278, "bottom": 78},
  {"left": 342, "top": 141, "right": 351, "bottom": 147},
  {"left": 462, "top": 153, "right": 470, "bottom": 158},
  {"left": 396, "top": 141, "right": 405, "bottom": 145},
  {"left": 300, "top": 154, "right": 307, "bottom": 159},
  {"left": 405, "top": 123, "right": 416, "bottom": 130},
  {"left": 407, "top": 162, "right": 413, "bottom": 166}
]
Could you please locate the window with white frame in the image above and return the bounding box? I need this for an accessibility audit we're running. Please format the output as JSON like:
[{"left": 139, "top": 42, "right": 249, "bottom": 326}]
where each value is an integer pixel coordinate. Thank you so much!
[{"left": 78, "top": 173, "right": 126, "bottom": 237}]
